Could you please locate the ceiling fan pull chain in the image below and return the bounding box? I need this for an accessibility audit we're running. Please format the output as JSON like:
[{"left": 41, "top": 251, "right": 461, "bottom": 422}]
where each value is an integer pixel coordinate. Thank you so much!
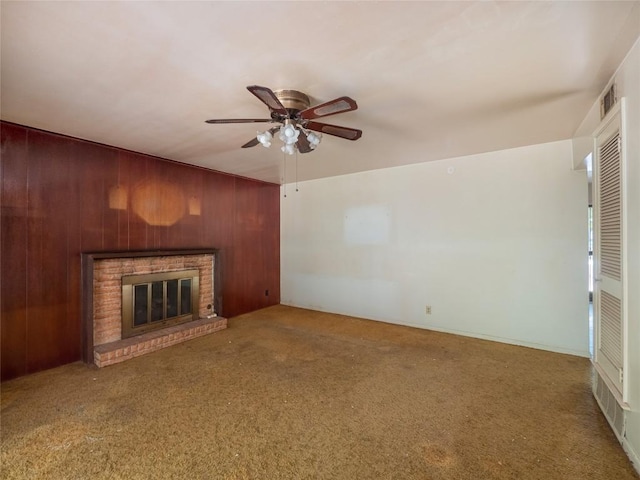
[
  {"left": 295, "top": 150, "right": 299, "bottom": 193},
  {"left": 283, "top": 150, "right": 287, "bottom": 198}
]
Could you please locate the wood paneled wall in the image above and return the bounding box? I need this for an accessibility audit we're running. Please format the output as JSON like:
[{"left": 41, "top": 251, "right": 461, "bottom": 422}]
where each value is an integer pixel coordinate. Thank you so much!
[{"left": 0, "top": 122, "right": 280, "bottom": 381}]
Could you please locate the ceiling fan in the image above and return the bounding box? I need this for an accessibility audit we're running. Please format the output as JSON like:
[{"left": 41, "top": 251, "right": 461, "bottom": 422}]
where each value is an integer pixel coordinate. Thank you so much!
[{"left": 205, "top": 85, "right": 362, "bottom": 154}]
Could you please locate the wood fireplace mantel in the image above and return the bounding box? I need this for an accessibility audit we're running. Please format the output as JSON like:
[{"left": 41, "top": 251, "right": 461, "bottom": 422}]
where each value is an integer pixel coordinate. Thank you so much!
[{"left": 81, "top": 249, "right": 221, "bottom": 364}]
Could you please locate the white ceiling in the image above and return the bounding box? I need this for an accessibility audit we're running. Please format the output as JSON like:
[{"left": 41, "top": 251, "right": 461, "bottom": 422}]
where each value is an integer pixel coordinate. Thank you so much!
[{"left": 2, "top": 1, "right": 639, "bottom": 184}]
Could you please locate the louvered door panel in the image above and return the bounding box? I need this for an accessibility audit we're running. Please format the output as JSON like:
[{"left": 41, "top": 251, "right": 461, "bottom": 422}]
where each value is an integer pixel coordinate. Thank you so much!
[
  {"left": 598, "top": 133, "right": 621, "bottom": 280},
  {"left": 600, "top": 291, "right": 622, "bottom": 369}
]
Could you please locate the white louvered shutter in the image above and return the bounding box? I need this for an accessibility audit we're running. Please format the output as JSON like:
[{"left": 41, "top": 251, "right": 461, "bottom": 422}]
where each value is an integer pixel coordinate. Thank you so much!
[{"left": 593, "top": 102, "right": 625, "bottom": 401}]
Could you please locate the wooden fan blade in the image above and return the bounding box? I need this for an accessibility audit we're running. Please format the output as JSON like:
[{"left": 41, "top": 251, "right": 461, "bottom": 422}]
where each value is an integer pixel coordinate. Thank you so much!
[
  {"left": 299, "top": 96, "right": 358, "bottom": 120},
  {"left": 247, "top": 85, "right": 289, "bottom": 117},
  {"left": 296, "top": 132, "right": 313, "bottom": 153},
  {"left": 241, "top": 137, "right": 260, "bottom": 148},
  {"left": 306, "top": 121, "right": 362, "bottom": 141},
  {"left": 205, "top": 119, "right": 272, "bottom": 124}
]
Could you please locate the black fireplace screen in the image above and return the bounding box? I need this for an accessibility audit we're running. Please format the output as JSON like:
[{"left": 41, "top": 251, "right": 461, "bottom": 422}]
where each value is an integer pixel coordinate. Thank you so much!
[{"left": 122, "top": 270, "right": 199, "bottom": 338}]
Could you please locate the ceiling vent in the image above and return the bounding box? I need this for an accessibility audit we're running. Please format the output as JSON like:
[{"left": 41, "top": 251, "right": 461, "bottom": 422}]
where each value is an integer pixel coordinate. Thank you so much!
[{"left": 600, "top": 83, "right": 617, "bottom": 119}]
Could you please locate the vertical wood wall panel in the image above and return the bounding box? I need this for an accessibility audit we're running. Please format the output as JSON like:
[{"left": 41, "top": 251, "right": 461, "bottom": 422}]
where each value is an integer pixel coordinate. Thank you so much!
[
  {"left": 66, "top": 144, "right": 84, "bottom": 364},
  {"left": 115, "top": 152, "right": 130, "bottom": 250},
  {"left": 229, "top": 178, "right": 281, "bottom": 315},
  {"left": 0, "top": 124, "right": 29, "bottom": 378},
  {"left": 102, "top": 147, "right": 121, "bottom": 250},
  {"left": 119, "top": 151, "right": 150, "bottom": 250},
  {"left": 77, "top": 141, "right": 117, "bottom": 252},
  {"left": 25, "top": 130, "right": 70, "bottom": 371},
  {"left": 202, "top": 172, "right": 235, "bottom": 315},
  {"left": 1, "top": 122, "right": 280, "bottom": 380}
]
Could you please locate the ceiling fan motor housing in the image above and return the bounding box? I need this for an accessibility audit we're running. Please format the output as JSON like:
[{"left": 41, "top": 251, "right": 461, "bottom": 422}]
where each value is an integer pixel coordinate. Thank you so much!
[{"left": 274, "top": 89, "right": 311, "bottom": 116}]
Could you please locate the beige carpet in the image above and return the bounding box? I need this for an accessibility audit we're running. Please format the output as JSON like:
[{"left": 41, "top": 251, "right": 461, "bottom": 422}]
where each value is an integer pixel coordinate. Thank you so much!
[{"left": 1, "top": 305, "right": 637, "bottom": 479}]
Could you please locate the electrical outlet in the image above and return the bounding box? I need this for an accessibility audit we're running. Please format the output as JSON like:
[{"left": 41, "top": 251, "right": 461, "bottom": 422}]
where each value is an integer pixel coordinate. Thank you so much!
[{"left": 425, "top": 305, "right": 432, "bottom": 315}]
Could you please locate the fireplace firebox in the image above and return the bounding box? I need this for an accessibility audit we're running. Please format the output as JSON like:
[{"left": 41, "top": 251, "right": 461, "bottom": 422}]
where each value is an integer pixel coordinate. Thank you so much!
[{"left": 122, "top": 269, "right": 199, "bottom": 338}]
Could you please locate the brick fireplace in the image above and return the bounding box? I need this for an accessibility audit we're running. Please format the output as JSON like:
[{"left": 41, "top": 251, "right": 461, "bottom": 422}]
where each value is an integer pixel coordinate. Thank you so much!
[{"left": 82, "top": 249, "right": 226, "bottom": 367}]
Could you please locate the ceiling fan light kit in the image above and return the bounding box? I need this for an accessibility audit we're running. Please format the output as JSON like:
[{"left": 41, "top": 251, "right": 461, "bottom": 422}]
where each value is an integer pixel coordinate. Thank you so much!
[{"left": 205, "top": 86, "right": 362, "bottom": 155}]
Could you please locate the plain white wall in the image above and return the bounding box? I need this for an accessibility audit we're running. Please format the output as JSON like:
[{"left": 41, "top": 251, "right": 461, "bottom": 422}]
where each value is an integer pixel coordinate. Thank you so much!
[
  {"left": 575, "top": 37, "right": 640, "bottom": 471},
  {"left": 281, "top": 139, "right": 589, "bottom": 356}
]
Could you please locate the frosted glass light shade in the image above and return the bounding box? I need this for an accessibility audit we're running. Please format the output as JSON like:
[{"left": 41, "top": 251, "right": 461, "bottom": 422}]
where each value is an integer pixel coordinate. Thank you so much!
[
  {"left": 307, "top": 131, "right": 322, "bottom": 149},
  {"left": 257, "top": 130, "right": 272, "bottom": 147},
  {"left": 281, "top": 143, "right": 296, "bottom": 155},
  {"left": 279, "top": 124, "right": 299, "bottom": 145}
]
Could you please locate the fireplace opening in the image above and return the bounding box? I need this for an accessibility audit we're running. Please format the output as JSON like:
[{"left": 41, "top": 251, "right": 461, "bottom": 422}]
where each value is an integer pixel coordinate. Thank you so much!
[{"left": 122, "top": 269, "right": 200, "bottom": 339}]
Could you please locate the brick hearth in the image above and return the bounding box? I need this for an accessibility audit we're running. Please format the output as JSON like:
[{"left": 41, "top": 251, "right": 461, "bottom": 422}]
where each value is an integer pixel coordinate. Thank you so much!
[{"left": 94, "top": 316, "right": 227, "bottom": 367}]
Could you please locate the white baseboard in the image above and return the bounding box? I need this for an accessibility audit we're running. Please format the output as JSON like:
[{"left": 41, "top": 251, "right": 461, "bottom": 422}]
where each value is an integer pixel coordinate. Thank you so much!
[
  {"left": 623, "top": 439, "right": 640, "bottom": 476},
  {"left": 279, "top": 301, "right": 591, "bottom": 357}
]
